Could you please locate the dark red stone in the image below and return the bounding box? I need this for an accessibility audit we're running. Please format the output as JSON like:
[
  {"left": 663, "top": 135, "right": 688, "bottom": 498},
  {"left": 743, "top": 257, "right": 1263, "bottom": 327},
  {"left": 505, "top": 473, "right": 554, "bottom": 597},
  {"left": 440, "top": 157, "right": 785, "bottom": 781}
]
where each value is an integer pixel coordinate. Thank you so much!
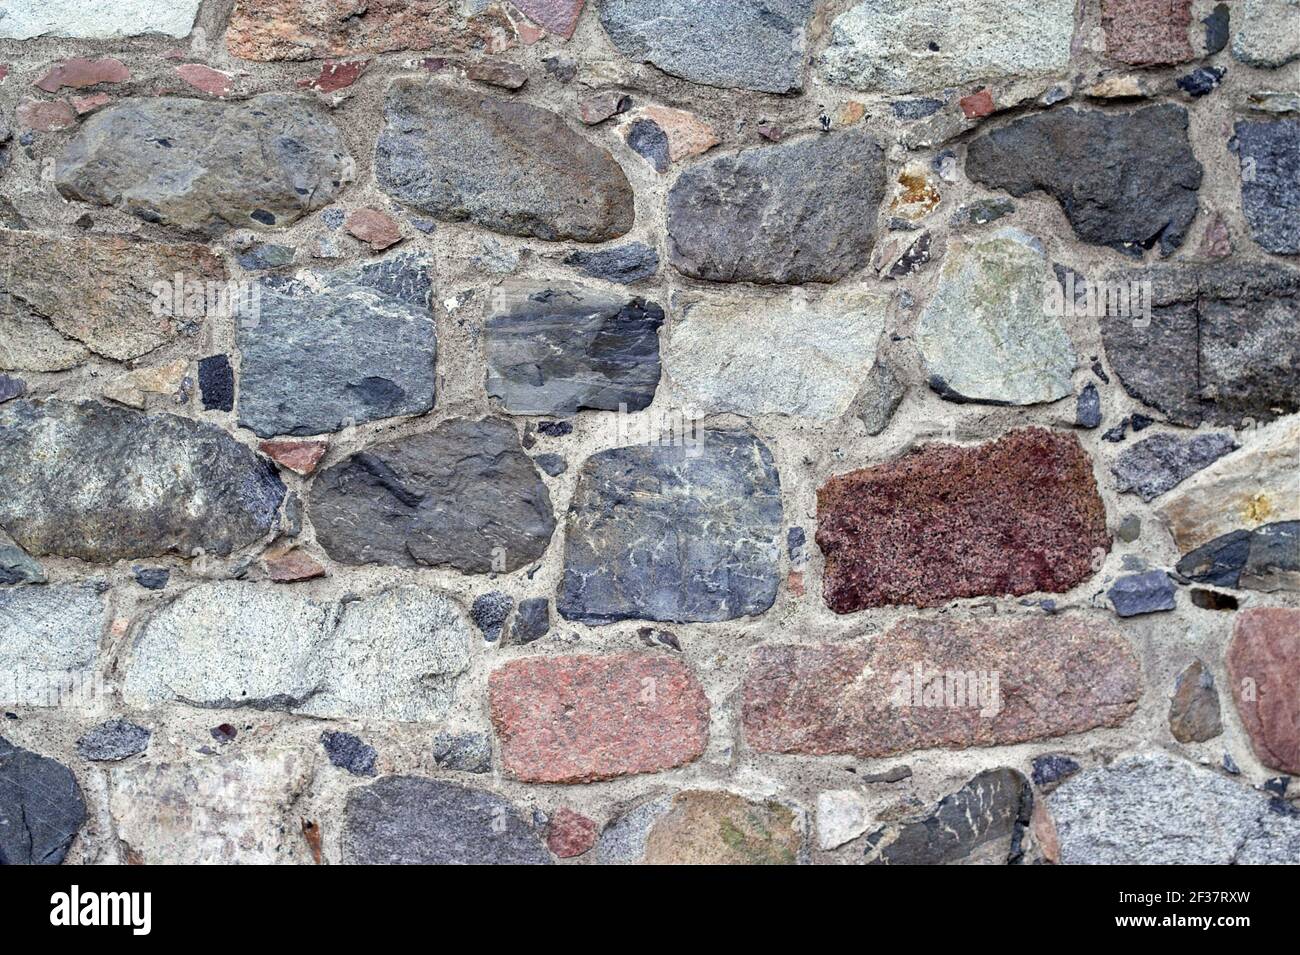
[
  {"left": 546, "top": 808, "right": 598, "bottom": 858},
  {"left": 33, "top": 57, "right": 129, "bottom": 93},
  {"left": 959, "top": 88, "right": 995, "bottom": 119},
  {"left": 175, "top": 64, "right": 233, "bottom": 97},
  {"left": 299, "top": 60, "right": 368, "bottom": 93}
]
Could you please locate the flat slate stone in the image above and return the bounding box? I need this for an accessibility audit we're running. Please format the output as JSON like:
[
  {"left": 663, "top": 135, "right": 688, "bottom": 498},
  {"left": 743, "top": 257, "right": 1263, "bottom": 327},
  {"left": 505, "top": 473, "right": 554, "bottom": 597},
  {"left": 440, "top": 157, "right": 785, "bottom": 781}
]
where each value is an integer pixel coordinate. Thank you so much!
[
  {"left": 1111, "top": 432, "right": 1237, "bottom": 501},
  {"left": 558, "top": 430, "right": 782, "bottom": 624},
  {"left": 0, "top": 536, "right": 45, "bottom": 585},
  {"left": 667, "top": 128, "right": 887, "bottom": 285},
  {"left": 0, "top": 0, "right": 200, "bottom": 39},
  {"left": 563, "top": 242, "right": 659, "bottom": 284},
  {"left": 1236, "top": 119, "right": 1300, "bottom": 255},
  {"left": 376, "top": 79, "right": 633, "bottom": 243},
  {"left": 0, "top": 737, "right": 86, "bottom": 864},
  {"left": 1227, "top": 608, "right": 1300, "bottom": 774},
  {"left": 817, "top": 428, "right": 1110, "bottom": 612},
  {"left": 344, "top": 776, "right": 551, "bottom": 864},
  {"left": 310, "top": 417, "right": 555, "bottom": 574},
  {"left": 510, "top": 597, "right": 551, "bottom": 644},
  {"left": 966, "top": 106, "right": 1202, "bottom": 256},
  {"left": 599, "top": 0, "right": 816, "bottom": 94},
  {"left": 78, "top": 720, "right": 151, "bottom": 762},
  {"left": 238, "top": 254, "right": 436, "bottom": 437},
  {"left": 0, "top": 585, "right": 105, "bottom": 699},
  {"left": 1107, "top": 570, "right": 1177, "bottom": 617},
  {"left": 0, "top": 400, "right": 283, "bottom": 562},
  {"left": 54, "top": 95, "right": 352, "bottom": 236},
  {"left": 485, "top": 281, "right": 663, "bottom": 415},
  {"left": 597, "top": 790, "right": 801, "bottom": 864}
]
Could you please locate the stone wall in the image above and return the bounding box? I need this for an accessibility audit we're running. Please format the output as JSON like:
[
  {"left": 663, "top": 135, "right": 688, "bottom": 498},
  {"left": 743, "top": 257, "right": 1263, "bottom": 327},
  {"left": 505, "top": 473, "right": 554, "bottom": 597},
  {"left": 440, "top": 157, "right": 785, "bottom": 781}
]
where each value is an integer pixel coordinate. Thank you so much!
[{"left": 0, "top": 0, "right": 1297, "bottom": 865}]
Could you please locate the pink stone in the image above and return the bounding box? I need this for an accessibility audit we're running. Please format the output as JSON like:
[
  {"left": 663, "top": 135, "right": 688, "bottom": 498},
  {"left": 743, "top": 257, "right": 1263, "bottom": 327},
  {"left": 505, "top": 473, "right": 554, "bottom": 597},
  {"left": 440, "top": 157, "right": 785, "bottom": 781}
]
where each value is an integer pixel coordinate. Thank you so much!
[
  {"left": 299, "top": 60, "right": 368, "bottom": 94},
  {"left": 512, "top": 0, "right": 585, "bottom": 39},
  {"left": 1199, "top": 213, "right": 1232, "bottom": 259},
  {"left": 960, "top": 88, "right": 995, "bottom": 119},
  {"left": 638, "top": 106, "right": 719, "bottom": 162},
  {"left": 16, "top": 100, "right": 77, "bottom": 132},
  {"left": 1227, "top": 608, "right": 1300, "bottom": 774},
  {"left": 70, "top": 93, "right": 112, "bottom": 115},
  {"left": 344, "top": 208, "right": 403, "bottom": 251},
  {"left": 546, "top": 808, "right": 598, "bottom": 858},
  {"left": 489, "top": 653, "right": 709, "bottom": 783},
  {"left": 1101, "top": 0, "right": 1195, "bottom": 66},
  {"left": 264, "top": 549, "right": 327, "bottom": 583},
  {"left": 259, "top": 439, "right": 327, "bottom": 475},
  {"left": 33, "top": 57, "right": 129, "bottom": 93},
  {"left": 175, "top": 64, "right": 233, "bottom": 97}
]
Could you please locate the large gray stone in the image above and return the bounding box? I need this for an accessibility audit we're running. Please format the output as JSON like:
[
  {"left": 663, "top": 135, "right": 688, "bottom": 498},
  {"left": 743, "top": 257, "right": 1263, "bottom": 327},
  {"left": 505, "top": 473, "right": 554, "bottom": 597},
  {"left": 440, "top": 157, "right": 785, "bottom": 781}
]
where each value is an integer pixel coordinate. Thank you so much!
[
  {"left": 822, "top": 0, "right": 1076, "bottom": 94},
  {"left": 0, "top": 400, "right": 283, "bottom": 562},
  {"left": 1111, "top": 432, "right": 1237, "bottom": 502},
  {"left": 238, "top": 254, "right": 436, "bottom": 437},
  {"left": 1236, "top": 119, "right": 1300, "bottom": 255},
  {"left": 485, "top": 281, "right": 664, "bottom": 415},
  {"left": 0, "top": 0, "right": 199, "bottom": 38},
  {"left": 310, "top": 418, "right": 555, "bottom": 574},
  {"left": 0, "top": 738, "right": 86, "bottom": 864},
  {"left": 376, "top": 79, "right": 633, "bottom": 243},
  {"left": 598, "top": 0, "right": 817, "bottom": 94},
  {"left": 917, "top": 229, "right": 1076, "bottom": 405},
  {"left": 966, "top": 106, "right": 1202, "bottom": 256},
  {"left": 668, "top": 129, "right": 886, "bottom": 285},
  {"left": 54, "top": 95, "right": 352, "bottom": 236},
  {"left": 558, "top": 430, "right": 783, "bottom": 625},
  {"left": 1051, "top": 752, "right": 1300, "bottom": 864},
  {"left": 343, "top": 776, "right": 551, "bottom": 864},
  {"left": 0, "top": 586, "right": 104, "bottom": 708},
  {"left": 1232, "top": 0, "right": 1300, "bottom": 68}
]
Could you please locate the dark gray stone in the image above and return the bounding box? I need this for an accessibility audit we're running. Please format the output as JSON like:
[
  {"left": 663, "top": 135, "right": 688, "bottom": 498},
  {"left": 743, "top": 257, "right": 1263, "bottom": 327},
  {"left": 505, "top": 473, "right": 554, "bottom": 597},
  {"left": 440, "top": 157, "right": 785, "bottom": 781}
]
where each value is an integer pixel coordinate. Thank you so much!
[
  {"left": 951, "top": 198, "right": 1016, "bottom": 229},
  {"left": 893, "top": 98, "right": 944, "bottom": 120},
  {"left": 236, "top": 243, "right": 295, "bottom": 271},
  {"left": 533, "top": 453, "right": 567, "bottom": 477},
  {"left": 343, "top": 776, "right": 550, "bottom": 864},
  {"left": 77, "top": 720, "right": 151, "bottom": 762},
  {"left": 471, "top": 591, "right": 513, "bottom": 642},
  {"left": 1177, "top": 522, "right": 1299, "bottom": 590},
  {"left": 558, "top": 430, "right": 782, "bottom": 625},
  {"left": 511, "top": 597, "right": 551, "bottom": 644},
  {"left": 563, "top": 242, "right": 659, "bottom": 284},
  {"left": 53, "top": 95, "right": 351, "bottom": 235},
  {"left": 854, "top": 359, "right": 906, "bottom": 436},
  {"left": 0, "top": 737, "right": 86, "bottom": 864},
  {"left": 485, "top": 282, "right": 663, "bottom": 415},
  {"left": 237, "top": 253, "right": 436, "bottom": 438},
  {"left": 1108, "top": 570, "right": 1177, "bottom": 617},
  {"left": 375, "top": 79, "right": 633, "bottom": 243},
  {"left": 1100, "top": 263, "right": 1300, "bottom": 426},
  {"left": 321, "top": 731, "right": 378, "bottom": 777},
  {"left": 1117, "top": 515, "right": 1142, "bottom": 543},
  {"left": 198, "top": 354, "right": 234, "bottom": 412},
  {"left": 1076, "top": 384, "right": 1102, "bottom": 429},
  {"left": 1177, "top": 66, "right": 1224, "bottom": 98},
  {"left": 132, "top": 567, "right": 169, "bottom": 590},
  {"left": 966, "top": 105, "right": 1202, "bottom": 256},
  {"left": 668, "top": 128, "right": 887, "bottom": 285},
  {"left": 0, "top": 373, "right": 24, "bottom": 403},
  {"left": 1111, "top": 432, "right": 1237, "bottom": 502},
  {"left": 431, "top": 732, "right": 493, "bottom": 774},
  {"left": 310, "top": 417, "right": 555, "bottom": 574},
  {"left": 1032, "top": 754, "right": 1081, "bottom": 789},
  {"left": 599, "top": 0, "right": 817, "bottom": 94},
  {"left": 0, "top": 534, "right": 44, "bottom": 584},
  {"left": 625, "top": 119, "right": 670, "bottom": 172},
  {"left": 1236, "top": 119, "right": 1300, "bottom": 255},
  {"left": 0, "top": 400, "right": 284, "bottom": 562},
  {"left": 1204, "top": 3, "right": 1229, "bottom": 54}
]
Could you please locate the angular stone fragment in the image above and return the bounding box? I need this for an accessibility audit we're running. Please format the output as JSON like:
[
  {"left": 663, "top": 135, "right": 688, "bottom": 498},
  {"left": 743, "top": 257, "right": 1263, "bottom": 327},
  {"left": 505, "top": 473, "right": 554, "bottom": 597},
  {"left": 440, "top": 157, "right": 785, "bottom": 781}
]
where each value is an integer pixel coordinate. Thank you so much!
[
  {"left": 597, "top": 790, "right": 800, "bottom": 864},
  {"left": 264, "top": 548, "right": 326, "bottom": 583},
  {"left": 78, "top": 720, "right": 151, "bottom": 762},
  {"left": 0, "top": 585, "right": 104, "bottom": 707},
  {"left": 490, "top": 653, "right": 709, "bottom": 783},
  {"left": 918, "top": 229, "right": 1076, "bottom": 405},
  {"left": 124, "top": 583, "right": 472, "bottom": 722},
  {"left": 1051, "top": 752, "right": 1300, "bottom": 863},
  {"left": 817, "top": 790, "right": 871, "bottom": 850},
  {"left": 0, "top": 0, "right": 200, "bottom": 39},
  {"left": 667, "top": 129, "right": 886, "bottom": 285},
  {"left": 1168, "top": 659, "right": 1222, "bottom": 743},
  {"left": 259, "top": 440, "right": 327, "bottom": 475},
  {"left": 344, "top": 776, "right": 551, "bottom": 864},
  {"left": 0, "top": 534, "right": 45, "bottom": 585},
  {"left": 0, "top": 738, "right": 86, "bottom": 864},
  {"left": 742, "top": 617, "right": 1138, "bottom": 758},
  {"left": 376, "top": 80, "right": 633, "bottom": 243},
  {"left": 198, "top": 354, "right": 234, "bottom": 412},
  {"left": 514, "top": 0, "right": 585, "bottom": 39},
  {"left": 817, "top": 429, "right": 1110, "bottom": 612},
  {"left": 1112, "top": 432, "right": 1237, "bottom": 502},
  {"left": 16, "top": 100, "right": 77, "bottom": 131},
  {"left": 0, "top": 401, "right": 283, "bottom": 562},
  {"left": 238, "top": 254, "right": 436, "bottom": 437},
  {"left": 34, "top": 57, "right": 129, "bottom": 92},
  {"left": 111, "top": 749, "right": 312, "bottom": 864},
  {"left": 321, "top": 731, "right": 378, "bottom": 777},
  {"left": 470, "top": 592, "right": 512, "bottom": 642},
  {"left": 511, "top": 597, "right": 551, "bottom": 644},
  {"left": 600, "top": 0, "right": 816, "bottom": 94},
  {"left": 1107, "top": 570, "right": 1176, "bottom": 617},
  {"left": 547, "top": 808, "right": 598, "bottom": 858},
  {"left": 485, "top": 281, "right": 663, "bottom": 414},
  {"left": 854, "top": 358, "right": 906, "bottom": 436},
  {"left": 865, "top": 769, "right": 1033, "bottom": 865},
  {"left": 0, "top": 229, "right": 225, "bottom": 363},
  {"left": 310, "top": 418, "right": 555, "bottom": 574},
  {"left": 966, "top": 106, "right": 1202, "bottom": 256},
  {"left": 431, "top": 732, "right": 492, "bottom": 774},
  {"left": 563, "top": 242, "right": 658, "bottom": 284},
  {"left": 822, "top": 0, "right": 1075, "bottom": 94},
  {"left": 1227, "top": 608, "right": 1300, "bottom": 774},
  {"left": 1236, "top": 119, "right": 1300, "bottom": 255},
  {"left": 558, "top": 431, "right": 782, "bottom": 624},
  {"left": 1032, "top": 754, "right": 1080, "bottom": 789},
  {"left": 54, "top": 95, "right": 352, "bottom": 235},
  {"left": 665, "top": 289, "right": 889, "bottom": 420},
  {"left": 344, "top": 208, "right": 403, "bottom": 251},
  {"left": 1101, "top": 264, "right": 1300, "bottom": 426},
  {"left": 1231, "top": 0, "right": 1300, "bottom": 68},
  {"left": 1102, "top": 0, "right": 1195, "bottom": 65}
]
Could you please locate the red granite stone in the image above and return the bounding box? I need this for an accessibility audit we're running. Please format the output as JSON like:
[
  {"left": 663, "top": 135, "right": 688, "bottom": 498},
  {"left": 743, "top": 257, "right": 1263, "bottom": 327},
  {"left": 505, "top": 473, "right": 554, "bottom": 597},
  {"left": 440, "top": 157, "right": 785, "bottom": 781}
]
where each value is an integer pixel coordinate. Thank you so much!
[
  {"left": 489, "top": 653, "right": 709, "bottom": 783},
  {"left": 546, "top": 808, "right": 598, "bottom": 858},
  {"left": 1227, "top": 608, "right": 1300, "bottom": 774},
  {"left": 959, "top": 88, "right": 995, "bottom": 119},
  {"left": 33, "top": 57, "right": 129, "bottom": 93},
  {"left": 16, "top": 100, "right": 77, "bottom": 132},
  {"left": 264, "top": 549, "right": 327, "bottom": 582},
  {"left": 298, "top": 60, "right": 368, "bottom": 93},
  {"left": 512, "top": 0, "right": 585, "bottom": 39},
  {"left": 344, "top": 208, "right": 403, "bottom": 251},
  {"left": 259, "top": 439, "right": 328, "bottom": 475},
  {"left": 1101, "top": 0, "right": 1194, "bottom": 66},
  {"left": 742, "top": 616, "right": 1139, "bottom": 758},
  {"left": 175, "top": 64, "right": 233, "bottom": 97},
  {"left": 816, "top": 428, "right": 1110, "bottom": 612}
]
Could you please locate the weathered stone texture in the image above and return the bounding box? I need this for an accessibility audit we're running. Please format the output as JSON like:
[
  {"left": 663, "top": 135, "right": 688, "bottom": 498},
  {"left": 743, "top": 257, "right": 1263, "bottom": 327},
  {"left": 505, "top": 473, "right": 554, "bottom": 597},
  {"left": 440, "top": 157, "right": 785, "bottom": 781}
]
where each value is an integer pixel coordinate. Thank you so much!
[
  {"left": 597, "top": 790, "right": 801, "bottom": 864},
  {"left": 1227, "top": 608, "right": 1300, "bottom": 774},
  {"left": 0, "top": 738, "right": 86, "bottom": 864},
  {"left": 0, "top": 585, "right": 105, "bottom": 703},
  {"left": 1236, "top": 119, "right": 1300, "bottom": 255},
  {"left": 1101, "top": 0, "right": 1195, "bottom": 65},
  {"left": 1232, "top": 0, "right": 1300, "bottom": 68},
  {"left": 0, "top": 0, "right": 200, "bottom": 39},
  {"left": 1111, "top": 432, "right": 1237, "bottom": 502}
]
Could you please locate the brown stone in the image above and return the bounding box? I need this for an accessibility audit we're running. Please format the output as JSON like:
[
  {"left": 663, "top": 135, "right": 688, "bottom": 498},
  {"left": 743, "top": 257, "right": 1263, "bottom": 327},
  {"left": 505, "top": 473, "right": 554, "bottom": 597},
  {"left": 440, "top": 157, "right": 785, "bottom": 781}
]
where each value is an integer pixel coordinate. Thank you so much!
[
  {"left": 1199, "top": 213, "right": 1232, "bottom": 259},
  {"left": 546, "top": 808, "right": 598, "bottom": 858},
  {"left": 1227, "top": 608, "right": 1300, "bottom": 774},
  {"left": 1101, "top": 0, "right": 1194, "bottom": 66},
  {"left": 299, "top": 60, "right": 368, "bottom": 93},
  {"left": 259, "top": 439, "right": 327, "bottom": 475},
  {"left": 16, "top": 100, "right": 76, "bottom": 131},
  {"left": 466, "top": 60, "right": 529, "bottom": 89},
  {"left": 33, "top": 57, "right": 129, "bottom": 93},
  {"left": 489, "top": 653, "right": 709, "bottom": 783},
  {"left": 264, "top": 548, "right": 327, "bottom": 582},
  {"left": 741, "top": 617, "right": 1139, "bottom": 757},
  {"left": 1031, "top": 799, "right": 1060, "bottom": 864},
  {"left": 642, "top": 791, "right": 800, "bottom": 865},
  {"left": 816, "top": 428, "right": 1110, "bottom": 612},
  {"left": 344, "top": 208, "right": 403, "bottom": 251},
  {"left": 1168, "top": 659, "right": 1223, "bottom": 743},
  {"left": 175, "top": 64, "right": 233, "bottom": 97},
  {"left": 513, "top": 0, "right": 585, "bottom": 39},
  {"left": 579, "top": 90, "right": 630, "bottom": 125}
]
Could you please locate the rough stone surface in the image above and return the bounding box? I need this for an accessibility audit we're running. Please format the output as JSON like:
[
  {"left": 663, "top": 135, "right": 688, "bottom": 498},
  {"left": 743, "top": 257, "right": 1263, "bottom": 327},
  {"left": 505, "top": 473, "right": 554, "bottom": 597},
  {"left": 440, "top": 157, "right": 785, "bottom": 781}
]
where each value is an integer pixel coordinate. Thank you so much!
[
  {"left": 376, "top": 79, "right": 633, "bottom": 243},
  {"left": 0, "top": 0, "right": 200, "bottom": 39},
  {"left": 0, "top": 738, "right": 86, "bottom": 864},
  {"left": 511, "top": 597, "right": 551, "bottom": 644},
  {"left": 344, "top": 776, "right": 551, "bottom": 864},
  {"left": 238, "top": 255, "right": 436, "bottom": 437},
  {"left": 1102, "top": 0, "right": 1195, "bottom": 65},
  {"left": 667, "top": 129, "right": 887, "bottom": 285},
  {"left": 0, "top": 536, "right": 45, "bottom": 585},
  {"left": 310, "top": 417, "right": 555, "bottom": 574},
  {"left": 0, "top": 400, "right": 283, "bottom": 562},
  {"left": 0, "top": 585, "right": 104, "bottom": 703},
  {"left": 321, "top": 731, "right": 378, "bottom": 777},
  {"left": 563, "top": 242, "right": 658, "bottom": 284},
  {"left": 1108, "top": 570, "right": 1177, "bottom": 617},
  {"left": 489, "top": 653, "right": 709, "bottom": 783},
  {"left": 817, "top": 428, "right": 1110, "bottom": 612},
  {"left": 198, "top": 354, "right": 235, "bottom": 412},
  {"left": 77, "top": 720, "right": 151, "bottom": 762},
  {"left": 547, "top": 808, "right": 598, "bottom": 858},
  {"left": 1032, "top": 754, "right": 1081, "bottom": 789},
  {"left": 1236, "top": 119, "right": 1300, "bottom": 255},
  {"left": 470, "top": 591, "right": 513, "bottom": 641},
  {"left": 599, "top": 0, "right": 816, "bottom": 94},
  {"left": 1227, "top": 608, "right": 1300, "bottom": 774},
  {"left": 431, "top": 732, "right": 492, "bottom": 774},
  {"left": 55, "top": 95, "right": 352, "bottom": 235},
  {"left": 1168, "top": 659, "right": 1223, "bottom": 743},
  {"left": 822, "top": 0, "right": 1076, "bottom": 94},
  {"left": 1232, "top": 0, "right": 1300, "bottom": 68},
  {"left": 1111, "top": 432, "right": 1237, "bottom": 502},
  {"left": 259, "top": 440, "right": 327, "bottom": 476},
  {"left": 558, "top": 431, "right": 782, "bottom": 625},
  {"left": 966, "top": 106, "right": 1202, "bottom": 256},
  {"left": 817, "top": 790, "right": 871, "bottom": 850},
  {"left": 743, "top": 617, "right": 1138, "bottom": 758},
  {"left": 918, "top": 229, "right": 1076, "bottom": 405},
  {"left": 597, "top": 790, "right": 801, "bottom": 864}
]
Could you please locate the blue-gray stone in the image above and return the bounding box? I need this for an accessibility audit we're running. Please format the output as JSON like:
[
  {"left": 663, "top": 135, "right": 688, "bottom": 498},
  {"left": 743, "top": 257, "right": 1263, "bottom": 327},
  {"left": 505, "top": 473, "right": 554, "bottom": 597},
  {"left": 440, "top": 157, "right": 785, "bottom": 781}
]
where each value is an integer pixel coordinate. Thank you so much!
[
  {"left": 431, "top": 732, "right": 492, "bottom": 774},
  {"left": 1236, "top": 119, "right": 1300, "bottom": 255},
  {"left": 77, "top": 720, "right": 151, "bottom": 762},
  {"left": 563, "top": 242, "right": 659, "bottom": 284},
  {"left": 511, "top": 597, "right": 551, "bottom": 644},
  {"left": 1032, "top": 754, "right": 1080, "bottom": 788},
  {"left": 1076, "top": 384, "right": 1101, "bottom": 429},
  {"left": 533, "top": 453, "right": 567, "bottom": 477},
  {"left": 321, "top": 730, "right": 378, "bottom": 777},
  {"left": 0, "top": 737, "right": 86, "bottom": 864},
  {"left": 1111, "top": 432, "right": 1237, "bottom": 502},
  {"left": 471, "top": 591, "right": 512, "bottom": 642},
  {"left": 1108, "top": 570, "right": 1177, "bottom": 617}
]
